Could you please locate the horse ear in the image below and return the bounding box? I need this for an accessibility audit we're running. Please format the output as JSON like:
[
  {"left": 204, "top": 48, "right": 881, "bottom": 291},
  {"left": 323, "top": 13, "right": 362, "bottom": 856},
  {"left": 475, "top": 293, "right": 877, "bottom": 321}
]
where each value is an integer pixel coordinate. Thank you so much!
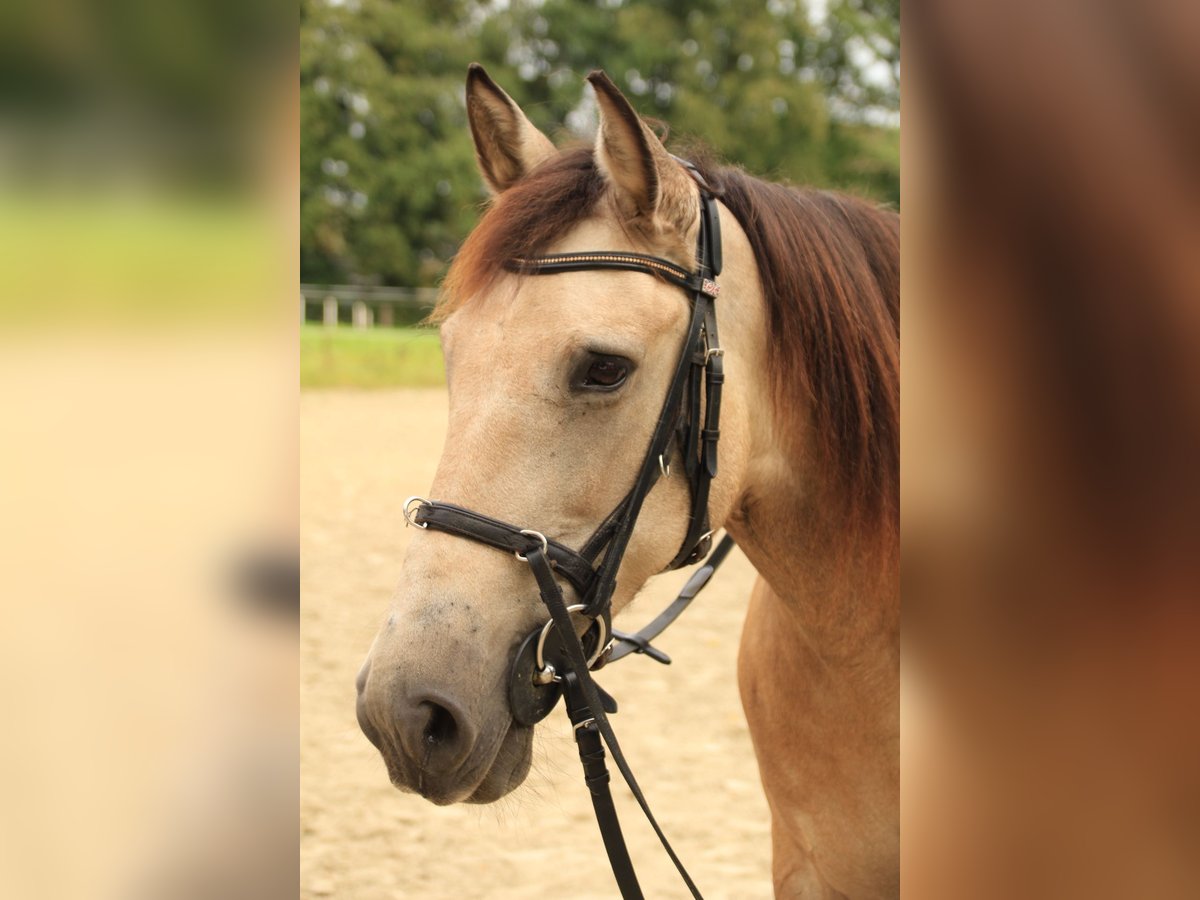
[
  {"left": 466, "top": 63, "right": 556, "bottom": 194},
  {"left": 588, "top": 70, "right": 696, "bottom": 233}
]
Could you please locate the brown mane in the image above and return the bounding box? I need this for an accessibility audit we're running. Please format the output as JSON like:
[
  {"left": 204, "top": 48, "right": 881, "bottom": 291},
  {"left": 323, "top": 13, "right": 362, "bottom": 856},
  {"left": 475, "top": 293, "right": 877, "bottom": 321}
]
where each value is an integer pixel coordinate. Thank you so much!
[
  {"left": 436, "top": 146, "right": 899, "bottom": 547},
  {"left": 702, "top": 157, "right": 900, "bottom": 548}
]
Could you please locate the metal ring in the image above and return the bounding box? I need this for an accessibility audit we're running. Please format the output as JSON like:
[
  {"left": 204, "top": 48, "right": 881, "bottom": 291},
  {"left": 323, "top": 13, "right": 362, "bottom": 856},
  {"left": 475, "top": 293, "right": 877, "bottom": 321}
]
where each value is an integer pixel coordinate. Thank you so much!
[
  {"left": 514, "top": 529, "right": 549, "bottom": 562},
  {"left": 402, "top": 496, "right": 429, "bottom": 528},
  {"left": 659, "top": 454, "right": 671, "bottom": 478},
  {"left": 534, "top": 604, "right": 609, "bottom": 675}
]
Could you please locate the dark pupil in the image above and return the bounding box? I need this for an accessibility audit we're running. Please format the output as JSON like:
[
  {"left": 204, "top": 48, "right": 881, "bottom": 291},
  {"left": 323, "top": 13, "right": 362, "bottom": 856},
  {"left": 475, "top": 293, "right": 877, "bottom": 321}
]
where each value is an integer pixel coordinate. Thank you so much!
[{"left": 586, "top": 359, "right": 626, "bottom": 386}]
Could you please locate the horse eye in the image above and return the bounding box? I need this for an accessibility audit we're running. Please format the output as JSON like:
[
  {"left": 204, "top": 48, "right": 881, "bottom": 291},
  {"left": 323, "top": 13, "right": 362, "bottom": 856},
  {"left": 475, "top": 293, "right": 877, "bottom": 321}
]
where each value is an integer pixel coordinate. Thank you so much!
[{"left": 578, "top": 355, "right": 631, "bottom": 391}]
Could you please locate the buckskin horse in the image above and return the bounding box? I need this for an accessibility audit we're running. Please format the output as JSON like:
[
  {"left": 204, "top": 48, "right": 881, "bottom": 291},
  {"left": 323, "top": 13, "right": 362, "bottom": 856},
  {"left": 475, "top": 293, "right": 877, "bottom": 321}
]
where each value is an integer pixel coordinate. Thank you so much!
[{"left": 356, "top": 65, "right": 899, "bottom": 898}]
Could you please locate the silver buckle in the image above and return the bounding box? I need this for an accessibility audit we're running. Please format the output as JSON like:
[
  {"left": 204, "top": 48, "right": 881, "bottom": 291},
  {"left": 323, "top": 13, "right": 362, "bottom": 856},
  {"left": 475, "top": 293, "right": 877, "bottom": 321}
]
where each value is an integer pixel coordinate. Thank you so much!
[{"left": 402, "top": 496, "right": 429, "bottom": 528}]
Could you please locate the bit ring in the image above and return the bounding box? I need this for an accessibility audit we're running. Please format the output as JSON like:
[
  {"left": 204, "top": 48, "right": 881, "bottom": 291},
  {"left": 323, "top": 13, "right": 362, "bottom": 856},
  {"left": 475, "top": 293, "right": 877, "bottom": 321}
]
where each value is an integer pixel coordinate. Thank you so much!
[{"left": 534, "top": 604, "right": 609, "bottom": 678}]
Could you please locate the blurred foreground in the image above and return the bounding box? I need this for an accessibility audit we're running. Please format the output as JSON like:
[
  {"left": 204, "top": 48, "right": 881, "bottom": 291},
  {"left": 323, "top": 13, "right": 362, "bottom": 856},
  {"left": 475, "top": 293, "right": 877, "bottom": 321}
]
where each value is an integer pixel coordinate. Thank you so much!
[
  {"left": 902, "top": 0, "right": 1200, "bottom": 896},
  {"left": 0, "top": 1, "right": 297, "bottom": 897}
]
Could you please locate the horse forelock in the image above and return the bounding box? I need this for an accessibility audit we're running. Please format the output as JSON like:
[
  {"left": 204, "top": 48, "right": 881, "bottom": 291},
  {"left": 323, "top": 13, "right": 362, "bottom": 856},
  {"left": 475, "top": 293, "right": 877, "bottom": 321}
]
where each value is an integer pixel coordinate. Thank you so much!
[{"left": 435, "top": 146, "right": 606, "bottom": 321}]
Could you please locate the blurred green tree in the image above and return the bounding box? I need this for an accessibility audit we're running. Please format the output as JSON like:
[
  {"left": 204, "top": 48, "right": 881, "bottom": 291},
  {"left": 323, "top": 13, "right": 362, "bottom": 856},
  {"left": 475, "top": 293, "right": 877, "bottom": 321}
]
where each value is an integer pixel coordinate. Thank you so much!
[{"left": 301, "top": 0, "right": 898, "bottom": 287}]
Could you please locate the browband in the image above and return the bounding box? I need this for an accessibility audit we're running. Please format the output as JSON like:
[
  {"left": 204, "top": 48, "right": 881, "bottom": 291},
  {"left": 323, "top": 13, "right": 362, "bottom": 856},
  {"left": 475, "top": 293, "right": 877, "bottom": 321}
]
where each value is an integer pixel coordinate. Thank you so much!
[{"left": 507, "top": 252, "right": 720, "bottom": 300}]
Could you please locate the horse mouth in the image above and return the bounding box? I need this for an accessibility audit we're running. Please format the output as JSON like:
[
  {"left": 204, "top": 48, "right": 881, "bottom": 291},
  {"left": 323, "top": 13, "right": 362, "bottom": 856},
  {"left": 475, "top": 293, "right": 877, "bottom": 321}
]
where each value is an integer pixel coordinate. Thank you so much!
[
  {"left": 462, "top": 724, "right": 535, "bottom": 803},
  {"left": 374, "top": 719, "right": 535, "bottom": 806}
]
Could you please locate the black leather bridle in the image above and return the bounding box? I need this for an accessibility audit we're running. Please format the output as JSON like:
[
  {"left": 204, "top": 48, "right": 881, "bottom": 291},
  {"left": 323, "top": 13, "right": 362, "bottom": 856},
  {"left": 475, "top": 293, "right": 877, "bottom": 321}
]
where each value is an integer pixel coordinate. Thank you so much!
[{"left": 403, "top": 161, "right": 732, "bottom": 899}]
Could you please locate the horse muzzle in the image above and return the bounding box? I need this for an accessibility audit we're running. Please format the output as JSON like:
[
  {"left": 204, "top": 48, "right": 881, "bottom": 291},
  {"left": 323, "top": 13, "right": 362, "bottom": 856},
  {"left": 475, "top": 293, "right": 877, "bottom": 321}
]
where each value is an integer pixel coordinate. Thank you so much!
[{"left": 355, "top": 656, "right": 533, "bottom": 805}]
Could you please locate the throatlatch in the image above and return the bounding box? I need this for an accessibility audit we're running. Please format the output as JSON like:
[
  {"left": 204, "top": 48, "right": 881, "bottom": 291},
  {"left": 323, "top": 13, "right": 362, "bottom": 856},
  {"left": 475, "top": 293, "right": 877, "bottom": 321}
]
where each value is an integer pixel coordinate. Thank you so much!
[{"left": 405, "top": 160, "right": 730, "bottom": 899}]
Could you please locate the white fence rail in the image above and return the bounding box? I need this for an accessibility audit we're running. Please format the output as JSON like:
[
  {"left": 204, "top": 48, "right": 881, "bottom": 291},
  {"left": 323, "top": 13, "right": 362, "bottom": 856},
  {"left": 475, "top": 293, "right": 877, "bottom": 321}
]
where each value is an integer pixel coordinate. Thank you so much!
[{"left": 301, "top": 284, "right": 438, "bottom": 328}]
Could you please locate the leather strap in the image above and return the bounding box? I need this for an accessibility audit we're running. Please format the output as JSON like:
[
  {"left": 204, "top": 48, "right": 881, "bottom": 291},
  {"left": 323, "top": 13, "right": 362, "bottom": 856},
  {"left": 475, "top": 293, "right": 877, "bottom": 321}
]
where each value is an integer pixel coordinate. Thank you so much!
[
  {"left": 507, "top": 252, "right": 718, "bottom": 299},
  {"left": 577, "top": 491, "right": 634, "bottom": 564},
  {"left": 563, "top": 672, "right": 644, "bottom": 899},
  {"left": 525, "top": 547, "right": 704, "bottom": 899},
  {"left": 610, "top": 534, "right": 736, "bottom": 664},
  {"left": 668, "top": 294, "right": 724, "bottom": 568},
  {"left": 414, "top": 501, "right": 597, "bottom": 598}
]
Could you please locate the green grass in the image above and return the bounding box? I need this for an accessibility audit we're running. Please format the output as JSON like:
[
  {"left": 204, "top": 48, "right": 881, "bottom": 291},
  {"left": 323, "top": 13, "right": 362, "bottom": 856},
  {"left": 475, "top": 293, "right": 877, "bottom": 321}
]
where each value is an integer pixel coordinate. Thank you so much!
[
  {"left": 300, "top": 324, "right": 445, "bottom": 389},
  {"left": 0, "top": 190, "right": 277, "bottom": 324}
]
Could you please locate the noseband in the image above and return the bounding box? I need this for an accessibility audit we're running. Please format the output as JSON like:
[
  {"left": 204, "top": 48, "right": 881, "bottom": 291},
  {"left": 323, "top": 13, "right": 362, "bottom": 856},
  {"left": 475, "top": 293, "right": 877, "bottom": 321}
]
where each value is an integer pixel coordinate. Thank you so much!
[{"left": 404, "top": 161, "right": 731, "bottom": 899}]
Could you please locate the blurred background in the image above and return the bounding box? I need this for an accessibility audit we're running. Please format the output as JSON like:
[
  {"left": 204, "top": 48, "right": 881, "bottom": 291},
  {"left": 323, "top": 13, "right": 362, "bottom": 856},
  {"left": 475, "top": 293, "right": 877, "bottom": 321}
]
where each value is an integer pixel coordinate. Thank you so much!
[{"left": 298, "top": 0, "right": 898, "bottom": 388}]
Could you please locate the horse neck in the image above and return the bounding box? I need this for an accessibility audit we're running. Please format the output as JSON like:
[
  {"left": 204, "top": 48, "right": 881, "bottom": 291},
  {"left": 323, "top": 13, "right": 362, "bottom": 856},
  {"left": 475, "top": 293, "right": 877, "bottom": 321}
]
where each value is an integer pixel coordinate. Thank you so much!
[{"left": 726, "top": 463, "right": 899, "bottom": 661}]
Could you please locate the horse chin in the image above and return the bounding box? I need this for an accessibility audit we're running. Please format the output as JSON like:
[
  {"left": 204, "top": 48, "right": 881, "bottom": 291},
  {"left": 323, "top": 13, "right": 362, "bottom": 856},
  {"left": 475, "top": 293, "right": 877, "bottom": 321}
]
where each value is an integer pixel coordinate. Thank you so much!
[{"left": 464, "top": 722, "right": 534, "bottom": 804}]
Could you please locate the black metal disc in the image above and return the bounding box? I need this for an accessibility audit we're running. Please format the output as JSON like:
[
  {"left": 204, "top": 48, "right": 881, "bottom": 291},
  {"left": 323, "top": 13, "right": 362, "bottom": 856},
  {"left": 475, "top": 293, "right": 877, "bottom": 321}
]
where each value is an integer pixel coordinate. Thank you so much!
[{"left": 507, "top": 615, "right": 608, "bottom": 727}]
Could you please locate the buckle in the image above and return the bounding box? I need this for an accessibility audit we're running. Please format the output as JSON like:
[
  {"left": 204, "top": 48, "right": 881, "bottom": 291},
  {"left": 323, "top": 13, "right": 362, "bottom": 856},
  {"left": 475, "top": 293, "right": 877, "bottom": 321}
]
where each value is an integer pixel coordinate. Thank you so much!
[
  {"left": 402, "top": 496, "right": 429, "bottom": 528},
  {"left": 514, "top": 529, "right": 549, "bottom": 562},
  {"left": 611, "top": 629, "right": 672, "bottom": 665}
]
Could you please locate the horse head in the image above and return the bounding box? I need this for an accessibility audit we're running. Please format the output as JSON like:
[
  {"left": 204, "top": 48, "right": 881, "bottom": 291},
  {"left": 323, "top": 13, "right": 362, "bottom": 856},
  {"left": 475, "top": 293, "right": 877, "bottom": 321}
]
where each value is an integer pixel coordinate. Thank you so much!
[{"left": 354, "top": 66, "right": 760, "bottom": 805}]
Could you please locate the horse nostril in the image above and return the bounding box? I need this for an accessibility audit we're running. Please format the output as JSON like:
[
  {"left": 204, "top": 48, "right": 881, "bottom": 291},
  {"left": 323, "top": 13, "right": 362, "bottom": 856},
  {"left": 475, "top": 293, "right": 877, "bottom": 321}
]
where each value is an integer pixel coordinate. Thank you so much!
[
  {"left": 391, "top": 693, "right": 478, "bottom": 776},
  {"left": 420, "top": 700, "right": 458, "bottom": 747}
]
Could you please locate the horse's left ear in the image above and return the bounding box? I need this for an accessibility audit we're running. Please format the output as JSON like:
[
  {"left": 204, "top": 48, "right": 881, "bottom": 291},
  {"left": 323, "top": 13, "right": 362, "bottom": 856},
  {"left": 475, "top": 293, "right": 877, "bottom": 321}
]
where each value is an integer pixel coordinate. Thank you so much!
[{"left": 588, "top": 71, "right": 696, "bottom": 235}]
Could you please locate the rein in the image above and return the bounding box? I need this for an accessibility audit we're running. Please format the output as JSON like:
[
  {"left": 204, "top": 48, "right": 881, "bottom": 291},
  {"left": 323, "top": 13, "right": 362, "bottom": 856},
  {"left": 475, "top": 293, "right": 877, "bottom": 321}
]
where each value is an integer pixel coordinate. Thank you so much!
[{"left": 405, "top": 161, "right": 730, "bottom": 898}]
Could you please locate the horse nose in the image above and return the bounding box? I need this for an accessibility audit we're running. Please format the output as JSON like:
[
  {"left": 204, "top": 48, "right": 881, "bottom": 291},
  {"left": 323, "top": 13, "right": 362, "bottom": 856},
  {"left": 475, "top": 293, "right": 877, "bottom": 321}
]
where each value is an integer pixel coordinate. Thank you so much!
[{"left": 357, "top": 679, "right": 479, "bottom": 784}]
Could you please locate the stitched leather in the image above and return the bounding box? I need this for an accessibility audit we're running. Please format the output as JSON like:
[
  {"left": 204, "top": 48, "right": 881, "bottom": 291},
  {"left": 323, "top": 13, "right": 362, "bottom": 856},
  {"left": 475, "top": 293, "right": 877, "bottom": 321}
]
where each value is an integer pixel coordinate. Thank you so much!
[{"left": 505, "top": 252, "right": 711, "bottom": 296}]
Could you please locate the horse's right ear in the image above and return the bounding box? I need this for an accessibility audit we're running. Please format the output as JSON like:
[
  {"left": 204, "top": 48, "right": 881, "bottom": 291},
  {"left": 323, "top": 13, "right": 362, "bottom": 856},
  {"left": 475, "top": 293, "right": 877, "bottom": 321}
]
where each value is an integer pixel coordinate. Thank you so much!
[{"left": 466, "top": 63, "right": 555, "bottom": 194}]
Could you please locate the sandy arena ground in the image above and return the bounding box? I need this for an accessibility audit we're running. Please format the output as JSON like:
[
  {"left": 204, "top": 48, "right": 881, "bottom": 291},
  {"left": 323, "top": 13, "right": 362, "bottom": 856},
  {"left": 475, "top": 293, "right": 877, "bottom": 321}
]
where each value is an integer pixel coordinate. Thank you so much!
[{"left": 302, "top": 389, "right": 773, "bottom": 898}]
